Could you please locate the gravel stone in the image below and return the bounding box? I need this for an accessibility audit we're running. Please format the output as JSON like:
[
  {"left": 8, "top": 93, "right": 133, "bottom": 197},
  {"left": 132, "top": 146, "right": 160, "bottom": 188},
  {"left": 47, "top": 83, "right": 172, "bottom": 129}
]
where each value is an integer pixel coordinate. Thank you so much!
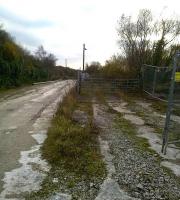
[
  {"left": 72, "top": 110, "right": 89, "bottom": 125},
  {"left": 94, "top": 103, "right": 180, "bottom": 200}
]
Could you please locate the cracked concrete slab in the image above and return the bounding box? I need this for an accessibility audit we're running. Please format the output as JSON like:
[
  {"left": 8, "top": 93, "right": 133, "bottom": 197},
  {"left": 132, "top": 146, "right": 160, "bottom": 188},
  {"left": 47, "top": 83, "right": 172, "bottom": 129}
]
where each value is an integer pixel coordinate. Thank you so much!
[
  {"left": 108, "top": 99, "right": 180, "bottom": 177},
  {"left": 161, "top": 161, "right": 180, "bottom": 176},
  {"left": 95, "top": 178, "right": 138, "bottom": 200},
  {"left": 49, "top": 193, "right": 72, "bottom": 200},
  {"left": 0, "top": 80, "right": 75, "bottom": 199},
  {"left": 108, "top": 102, "right": 134, "bottom": 114},
  {"left": 124, "top": 114, "right": 144, "bottom": 126}
]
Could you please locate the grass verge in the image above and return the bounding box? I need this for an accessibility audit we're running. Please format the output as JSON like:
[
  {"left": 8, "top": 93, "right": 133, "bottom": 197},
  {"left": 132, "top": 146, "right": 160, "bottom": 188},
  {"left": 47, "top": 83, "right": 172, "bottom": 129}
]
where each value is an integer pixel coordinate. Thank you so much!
[
  {"left": 114, "top": 111, "right": 157, "bottom": 155},
  {"left": 26, "top": 88, "right": 106, "bottom": 200}
]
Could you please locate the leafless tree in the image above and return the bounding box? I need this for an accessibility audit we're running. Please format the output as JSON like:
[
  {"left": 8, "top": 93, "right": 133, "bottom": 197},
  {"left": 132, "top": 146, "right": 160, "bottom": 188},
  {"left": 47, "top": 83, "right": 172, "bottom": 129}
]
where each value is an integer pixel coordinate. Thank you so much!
[
  {"left": 117, "top": 9, "right": 153, "bottom": 71},
  {"left": 117, "top": 9, "right": 180, "bottom": 70}
]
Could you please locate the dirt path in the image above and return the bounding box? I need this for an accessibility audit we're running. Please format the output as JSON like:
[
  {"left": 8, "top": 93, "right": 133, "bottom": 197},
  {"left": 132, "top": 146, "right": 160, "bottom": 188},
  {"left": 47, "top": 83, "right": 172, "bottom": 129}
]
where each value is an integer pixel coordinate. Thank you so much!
[{"left": 0, "top": 80, "right": 75, "bottom": 199}]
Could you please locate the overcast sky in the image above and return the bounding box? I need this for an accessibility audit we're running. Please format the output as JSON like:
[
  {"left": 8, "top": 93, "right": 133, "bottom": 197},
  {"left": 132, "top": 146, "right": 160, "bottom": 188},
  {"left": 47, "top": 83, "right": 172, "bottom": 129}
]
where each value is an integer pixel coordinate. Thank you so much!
[{"left": 0, "top": 0, "right": 179, "bottom": 69}]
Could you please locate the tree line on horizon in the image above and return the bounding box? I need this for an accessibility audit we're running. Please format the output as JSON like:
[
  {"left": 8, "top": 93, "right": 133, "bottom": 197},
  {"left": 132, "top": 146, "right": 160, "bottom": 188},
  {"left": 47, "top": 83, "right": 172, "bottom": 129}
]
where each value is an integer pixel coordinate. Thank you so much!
[
  {"left": 86, "top": 9, "right": 180, "bottom": 79},
  {"left": 0, "top": 25, "right": 76, "bottom": 88},
  {"left": 1, "top": 9, "right": 180, "bottom": 88}
]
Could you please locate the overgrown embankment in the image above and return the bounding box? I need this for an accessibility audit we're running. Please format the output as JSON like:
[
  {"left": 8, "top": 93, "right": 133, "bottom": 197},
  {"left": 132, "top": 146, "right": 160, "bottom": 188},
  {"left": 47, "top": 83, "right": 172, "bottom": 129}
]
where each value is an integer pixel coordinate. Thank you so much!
[{"left": 0, "top": 26, "right": 76, "bottom": 89}]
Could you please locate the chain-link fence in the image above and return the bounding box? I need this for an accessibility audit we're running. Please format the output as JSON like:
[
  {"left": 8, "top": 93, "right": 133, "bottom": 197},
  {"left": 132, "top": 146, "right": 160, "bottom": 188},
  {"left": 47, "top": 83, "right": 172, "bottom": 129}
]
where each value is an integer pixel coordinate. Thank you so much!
[
  {"left": 142, "top": 53, "right": 180, "bottom": 154},
  {"left": 142, "top": 64, "right": 180, "bottom": 103},
  {"left": 76, "top": 71, "right": 140, "bottom": 96},
  {"left": 76, "top": 55, "right": 180, "bottom": 154},
  {"left": 142, "top": 65, "right": 171, "bottom": 101}
]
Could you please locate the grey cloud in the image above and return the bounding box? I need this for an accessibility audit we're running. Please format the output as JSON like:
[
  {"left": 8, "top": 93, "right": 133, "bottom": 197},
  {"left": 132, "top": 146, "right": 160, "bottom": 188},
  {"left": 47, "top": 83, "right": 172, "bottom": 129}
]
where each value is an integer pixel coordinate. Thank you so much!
[
  {"left": 11, "top": 30, "right": 41, "bottom": 47},
  {"left": 0, "top": 7, "right": 53, "bottom": 28}
]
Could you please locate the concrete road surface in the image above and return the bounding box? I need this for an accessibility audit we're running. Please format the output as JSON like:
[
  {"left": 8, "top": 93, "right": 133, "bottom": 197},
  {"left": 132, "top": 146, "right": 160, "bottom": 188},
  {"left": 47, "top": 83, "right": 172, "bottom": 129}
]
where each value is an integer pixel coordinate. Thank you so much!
[{"left": 0, "top": 80, "right": 75, "bottom": 199}]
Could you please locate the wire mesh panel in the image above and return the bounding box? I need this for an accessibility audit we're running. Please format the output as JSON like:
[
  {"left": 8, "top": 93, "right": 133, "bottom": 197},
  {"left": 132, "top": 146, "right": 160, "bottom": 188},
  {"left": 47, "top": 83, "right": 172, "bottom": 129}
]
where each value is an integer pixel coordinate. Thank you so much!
[
  {"left": 143, "top": 64, "right": 180, "bottom": 104},
  {"left": 174, "top": 81, "right": 180, "bottom": 103},
  {"left": 142, "top": 54, "right": 180, "bottom": 154},
  {"left": 142, "top": 65, "right": 173, "bottom": 101},
  {"left": 142, "top": 64, "right": 180, "bottom": 103},
  {"left": 80, "top": 77, "right": 140, "bottom": 94}
]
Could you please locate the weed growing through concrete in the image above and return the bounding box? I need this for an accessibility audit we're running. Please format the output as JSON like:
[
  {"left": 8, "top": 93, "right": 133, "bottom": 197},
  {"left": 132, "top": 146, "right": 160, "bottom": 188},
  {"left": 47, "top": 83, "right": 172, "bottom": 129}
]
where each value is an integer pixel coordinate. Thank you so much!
[{"left": 26, "top": 89, "right": 106, "bottom": 199}]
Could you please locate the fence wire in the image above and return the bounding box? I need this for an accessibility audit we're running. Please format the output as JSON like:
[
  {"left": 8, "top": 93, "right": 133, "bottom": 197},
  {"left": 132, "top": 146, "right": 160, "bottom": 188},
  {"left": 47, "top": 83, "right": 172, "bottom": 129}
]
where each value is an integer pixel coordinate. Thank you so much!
[
  {"left": 143, "top": 65, "right": 170, "bottom": 101},
  {"left": 81, "top": 78, "right": 139, "bottom": 93},
  {"left": 77, "top": 71, "right": 140, "bottom": 96},
  {"left": 142, "top": 56, "right": 180, "bottom": 154},
  {"left": 142, "top": 64, "right": 180, "bottom": 103}
]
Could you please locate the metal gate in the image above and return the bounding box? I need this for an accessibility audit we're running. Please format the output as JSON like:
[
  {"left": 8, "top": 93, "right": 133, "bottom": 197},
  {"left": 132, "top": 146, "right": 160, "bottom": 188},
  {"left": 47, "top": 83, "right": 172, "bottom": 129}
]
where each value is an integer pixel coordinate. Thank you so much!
[{"left": 76, "top": 72, "right": 140, "bottom": 95}]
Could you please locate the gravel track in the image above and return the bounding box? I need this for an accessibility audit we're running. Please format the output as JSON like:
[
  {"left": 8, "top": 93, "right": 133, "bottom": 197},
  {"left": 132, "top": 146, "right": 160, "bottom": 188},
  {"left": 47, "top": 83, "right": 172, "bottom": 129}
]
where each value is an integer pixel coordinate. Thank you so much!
[{"left": 94, "top": 103, "right": 180, "bottom": 200}]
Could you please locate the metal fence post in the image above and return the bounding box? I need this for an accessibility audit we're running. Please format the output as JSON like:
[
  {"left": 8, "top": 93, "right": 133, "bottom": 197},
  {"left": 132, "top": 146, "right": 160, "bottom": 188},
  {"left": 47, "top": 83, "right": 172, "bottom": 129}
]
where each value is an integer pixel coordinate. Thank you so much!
[
  {"left": 77, "top": 70, "right": 81, "bottom": 94},
  {"left": 79, "top": 71, "right": 81, "bottom": 94},
  {"left": 141, "top": 65, "right": 145, "bottom": 91},
  {"left": 161, "top": 54, "right": 177, "bottom": 154},
  {"left": 152, "top": 68, "right": 157, "bottom": 96},
  {"left": 76, "top": 71, "right": 79, "bottom": 93}
]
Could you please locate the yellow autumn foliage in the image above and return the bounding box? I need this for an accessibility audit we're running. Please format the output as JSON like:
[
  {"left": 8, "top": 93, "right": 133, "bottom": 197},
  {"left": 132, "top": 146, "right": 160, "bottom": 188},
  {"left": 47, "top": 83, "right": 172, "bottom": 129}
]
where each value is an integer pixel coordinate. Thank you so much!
[{"left": 2, "top": 41, "right": 21, "bottom": 61}]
